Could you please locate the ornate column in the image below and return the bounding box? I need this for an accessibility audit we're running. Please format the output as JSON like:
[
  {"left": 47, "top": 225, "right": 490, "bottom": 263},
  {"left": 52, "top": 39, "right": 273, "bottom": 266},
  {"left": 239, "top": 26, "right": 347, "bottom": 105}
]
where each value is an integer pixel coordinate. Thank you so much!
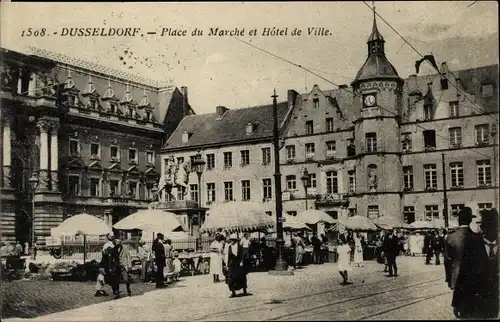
[
  {"left": 50, "top": 122, "right": 60, "bottom": 192},
  {"left": 2, "top": 113, "right": 13, "bottom": 189},
  {"left": 37, "top": 119, "right": 51, "bottom": 191}
]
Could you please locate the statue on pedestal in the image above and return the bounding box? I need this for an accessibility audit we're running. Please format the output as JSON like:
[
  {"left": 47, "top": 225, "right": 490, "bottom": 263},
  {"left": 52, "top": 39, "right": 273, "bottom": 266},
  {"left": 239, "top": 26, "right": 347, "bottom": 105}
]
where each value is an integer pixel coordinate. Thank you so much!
[
  {"left": 154, "top": 156, "right": 191, "bottom": 201},
  {"left": 367, "top": 166, "right": 378, "bottom": 192}
]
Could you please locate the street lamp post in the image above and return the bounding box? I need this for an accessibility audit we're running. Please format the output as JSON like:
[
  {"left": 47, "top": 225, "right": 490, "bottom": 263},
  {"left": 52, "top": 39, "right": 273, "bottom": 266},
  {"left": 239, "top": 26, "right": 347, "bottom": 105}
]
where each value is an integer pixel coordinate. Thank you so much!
[
  {"left": 29, "top": 174, "right": 39, "bottom": 252},
  {"left": 192, "top": 150, "right": 206, "bottom": 239},
  {"left": 301, "top": 168, "right": 311, "bottom": 210}
]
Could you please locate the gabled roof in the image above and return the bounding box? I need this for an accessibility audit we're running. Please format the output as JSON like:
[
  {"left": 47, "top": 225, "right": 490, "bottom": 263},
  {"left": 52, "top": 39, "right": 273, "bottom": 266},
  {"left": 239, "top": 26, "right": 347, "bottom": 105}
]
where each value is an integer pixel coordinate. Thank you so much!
[
  {"left": 67, "top": 158, "right": 86, "bottom": 168},
  {"left": 88, "top": 160, "right": 103, "bottom": 169},
  {"left": 127, "top": 165, "right": 141, "bottom": 174},
  {"left": 145, "top": 167, "right": 160, "bottom": 176},
  {"left": 108, "top": 163, "right": 123, "bottom": 171},
  {"left": 163, "top": 102, "right": 290, "bottom": 150}
]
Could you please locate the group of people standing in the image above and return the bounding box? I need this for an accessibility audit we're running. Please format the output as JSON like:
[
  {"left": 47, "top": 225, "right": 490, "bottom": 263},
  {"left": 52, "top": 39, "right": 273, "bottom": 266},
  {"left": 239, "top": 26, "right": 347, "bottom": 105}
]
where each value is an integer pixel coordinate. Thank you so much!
[
  {"left": 444, "top": 207, "right": 499, "bottom": 319},
  {"left": 209, "top": 232, "right": 250, "bottom": 298}
]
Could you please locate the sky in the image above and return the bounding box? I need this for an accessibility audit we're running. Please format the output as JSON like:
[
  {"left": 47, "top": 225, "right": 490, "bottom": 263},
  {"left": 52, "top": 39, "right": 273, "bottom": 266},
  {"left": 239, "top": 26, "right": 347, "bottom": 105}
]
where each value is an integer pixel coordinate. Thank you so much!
[{"left": 1, "top": 1, "right": 498, "bottom": 115}]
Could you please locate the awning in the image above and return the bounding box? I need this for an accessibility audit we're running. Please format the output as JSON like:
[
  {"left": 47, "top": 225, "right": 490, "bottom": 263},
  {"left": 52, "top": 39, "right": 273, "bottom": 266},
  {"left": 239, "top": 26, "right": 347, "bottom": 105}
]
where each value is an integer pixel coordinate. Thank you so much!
[{"left": 51, "top": 213, "right": 110, "bottom": 236}]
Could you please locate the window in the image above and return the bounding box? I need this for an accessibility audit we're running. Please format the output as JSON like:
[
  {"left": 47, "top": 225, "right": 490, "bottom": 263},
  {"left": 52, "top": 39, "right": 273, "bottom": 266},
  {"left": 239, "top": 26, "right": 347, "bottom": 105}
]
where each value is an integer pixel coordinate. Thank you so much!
[
  {"left": 262, "top": 147, "right": 271, "bottom": 165},
  {"left": 145, "top": 183, "right": 154, "bottom": 200},
  {"left": 451, "top": 204, "right": 465, "bottom": 219},
  {"left": 69, "top": 139, "right": 79, "bottom": 156},
  {"left": 401, "top": 133, "right": 412, "bottom": 151},
  {"left": 67, "top": 95, "right": 76, "bottom": 106},
  {"left": 224, "top": 182, "right": 233, "bottom": 201},
  {"left": 190, "top": 184, "right": 199, "bottom": 202},
  {"left": 348, "top": 208, "right": 357, "bottom": 217},
  {"left": 241, "top": 180, "right": 251, "bottom": 201},
  {"left": 313, "top": 98, "right": 319, "bottom": 108},
  {"left": 146, "top": 151, "right": 154, "bottom": 164},
  {"left": 347, "top": 139, "right": 356, "bottom": 157},
  {"left": 305, "top": 143, "right": 315, "bottom": 160},
  {"left": 423, "top": 130, "right": 436, "bottom": 149},
  {"left": 286, "top": 175, "right": 297, "bottom": 190},
  {"left": 403, "top": 206, "right": 416, "bottom": 224},
  {"left": 177, "top": 188, "right": 185, "bottom": 201},
  {"left": 306, "top": 121, "right": 314, "bottom": 135},
  {"left": 223, "top": 152, "right": 232, "bottom": 168},
  {"left": 206, "top": 154, "right": 215, "bottom": 170},
  {"left": 326, "top": 170, "right": 338, "bottom": 194},
  {"left": 90, "top": 99, "right": 97, "bottom": 109},
  {"left": 475, "top": 124, "right": 490, "bottom": 145},
  {"left": 424, "top": 105, "right": 433, "bottom": 120},
  {"left": 449, "top": 101, "right": 459, "bottom": 117},
  {"left": 110, "top": 146, "right": 119, "bottom": 161},
  {"left": 287, "top": 211, "right": 297, "bottom": 217},
  {"left": 207, "top": 183, "right": 216, "bottom": 202},
  {"left": 128, "top": 106, "right": 134, "bottom": 118},
  {"left": 482, "top": 84, "right": 494, "bottom": 98},
  {"left": 425, "top": 205, "right": 439, "bottom": 221},
  {"left": 109, "top": 180, "right": 119, "bottom": 196},
  {"left": 477, "top": 160, "right": 492, "bottom": 186},
  {"left": 478, "top": 203, "right": 493, "bottom": 215},
  {"left": 326, "top": 118, "right": 334, "bottom": 132},
  {"left": 450, "top": 162, "right": 464, "bottom": 188},
  {"left": 424, "top": 164, "right": 437, "bottom": 190},
  {"left": 403, "top": 166, "right": 414, "bottom": 191},
  {"left": 286, "top": 145, "right": 296, "bottom": 162},
  {"left": 68, "top": 175, "right": 80, "bottom": 195},
  {"left": 240, "top": 150, "right": 250, "bottom": 166},
  {"left": 367, "top": 205, "right": 379, "bottom": 219},
  {"left": 177, "top": 157, "right": 184, "bottom": 165},
  {"left": 310, "top": 173, "right": 317, "bottom": 188},
  {"left": 90, "top": 143, "right": 100, "bottom": 159},
  {"left": 449, "top": 127, "right": 462, "bottom": 147},
  {"left": 128, "top": 148, "right": 137, "bottom": 163},
  {"left": 365, "top": 133, "right": 377, "bottom": 152},
  {"left": 263, "top": 178, "right": 272, "bottom": 200},
  {"left": 326, "top": 141, "right": 336, "bottom": 158},
  {"left": 90, "top": 178, "right": 100, "bottom": 197},
  {"left": 128, "top": 181, "right": 137, "bottom": 198},
  {"left": 348, "top": 170, "right": 356, "bottom": 193}
]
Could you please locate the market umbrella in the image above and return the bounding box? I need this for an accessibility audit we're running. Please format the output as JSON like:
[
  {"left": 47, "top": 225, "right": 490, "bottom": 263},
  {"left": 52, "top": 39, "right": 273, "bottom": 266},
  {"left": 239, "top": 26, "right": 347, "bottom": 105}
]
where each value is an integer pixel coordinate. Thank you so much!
[
  {"left": 394, "top": 223, "right": 413, "bottom": 229},
  {"left": 283, "top": 214, "right": 312, "bottom": 230},
  {"left": 200, "top": 202, "right": 274, "bottom": 234},
  {"left": 338, "top": 215, "right": 378, "bottom": 231},
  {"left": 410, "top": 220, "right": 435, "bottom": 230},
  {"left": 113, "top": 209, "right": 185, "bottom": 239},
  {"left": 373, "top": 216, "right": 402, "bottom": 230},
  {"left": 296, "top": 209, "right": 336, "bottom": 225},
  {"left": 51, "top": 213, "right": 110, "bottom": 236}
]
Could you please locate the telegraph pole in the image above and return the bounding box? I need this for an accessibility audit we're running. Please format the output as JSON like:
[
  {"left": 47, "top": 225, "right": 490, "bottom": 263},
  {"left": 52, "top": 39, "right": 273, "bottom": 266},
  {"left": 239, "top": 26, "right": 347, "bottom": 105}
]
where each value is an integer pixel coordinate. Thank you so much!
[{"left": 441, "top": 153, "right": 449, "bottom": 229}]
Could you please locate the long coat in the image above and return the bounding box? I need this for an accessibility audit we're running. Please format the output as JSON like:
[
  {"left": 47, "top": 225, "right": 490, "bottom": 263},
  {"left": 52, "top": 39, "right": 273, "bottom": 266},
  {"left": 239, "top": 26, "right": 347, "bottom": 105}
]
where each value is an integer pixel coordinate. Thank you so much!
[
  {"left": 476, "top": 236, "right": 499, "bottom": 319},
  {"left": 224, "top": 243, "right": 247, "bottom": 292}
]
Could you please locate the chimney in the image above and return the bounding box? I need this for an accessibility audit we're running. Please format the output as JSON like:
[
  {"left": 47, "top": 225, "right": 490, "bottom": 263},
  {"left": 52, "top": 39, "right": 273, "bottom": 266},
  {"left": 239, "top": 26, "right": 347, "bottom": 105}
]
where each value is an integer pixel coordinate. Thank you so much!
[
  {"left": 181, "top": 86, "right": 188, "bottom": 116},
  {"left": 216, "top": 106, "right": 229, "bottom": 119},
  {"left": 338, "top": 84, "right": 348, "bottom": 89},
  {"left": 407, "top": 74, "right": 417, "bottom": 93},
  {"left": 287, "top": 89, "right": 298, "bottom": 108}
]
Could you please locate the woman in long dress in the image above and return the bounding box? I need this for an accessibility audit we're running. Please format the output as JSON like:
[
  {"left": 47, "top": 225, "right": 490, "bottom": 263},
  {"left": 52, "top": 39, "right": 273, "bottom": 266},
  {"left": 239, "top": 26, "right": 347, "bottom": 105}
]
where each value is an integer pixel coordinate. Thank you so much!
[
  {"left": 337, "top": 235, "right": 352, "bottom": 285},
  {"left": 224, "top": 233, "right": 248, "bottom": 298},
  {"left": 353, "top": 234, "right": 364, "bottom": 268},
  {"left": 209, "top": 234, "right": 224, "bottom": 283}
]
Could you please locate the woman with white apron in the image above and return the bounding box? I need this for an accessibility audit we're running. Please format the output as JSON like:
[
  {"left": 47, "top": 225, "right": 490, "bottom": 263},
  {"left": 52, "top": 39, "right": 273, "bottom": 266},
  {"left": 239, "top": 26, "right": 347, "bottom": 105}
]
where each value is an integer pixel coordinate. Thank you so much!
[
  {"left": 209, "top": 234, "right": 224, "bottom": 283},
  {"left": 353, "top": 234, "right": 364, "bottom": 268}
]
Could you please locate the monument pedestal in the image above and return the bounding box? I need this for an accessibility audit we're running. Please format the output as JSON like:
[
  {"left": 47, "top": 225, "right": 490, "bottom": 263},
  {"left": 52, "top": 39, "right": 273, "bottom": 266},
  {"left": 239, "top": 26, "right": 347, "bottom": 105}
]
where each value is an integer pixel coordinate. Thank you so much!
[{"left": 149, "top": 200, "right": 207, "bottom": 237}]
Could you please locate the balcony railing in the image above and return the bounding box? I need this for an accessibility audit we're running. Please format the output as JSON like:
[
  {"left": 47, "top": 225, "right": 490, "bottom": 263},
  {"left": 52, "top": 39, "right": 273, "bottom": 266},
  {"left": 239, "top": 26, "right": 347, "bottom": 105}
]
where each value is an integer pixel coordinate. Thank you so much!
[{"left": 315, "top": 193, "right": 349, "bottom": 206}]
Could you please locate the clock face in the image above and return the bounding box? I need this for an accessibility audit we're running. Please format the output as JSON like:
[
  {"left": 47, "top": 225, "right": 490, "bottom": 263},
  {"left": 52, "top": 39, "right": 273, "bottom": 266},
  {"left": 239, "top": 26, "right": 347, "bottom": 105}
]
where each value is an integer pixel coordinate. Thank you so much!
[{"left": 364, "top": 95, "right": 376, "bottom": 107}]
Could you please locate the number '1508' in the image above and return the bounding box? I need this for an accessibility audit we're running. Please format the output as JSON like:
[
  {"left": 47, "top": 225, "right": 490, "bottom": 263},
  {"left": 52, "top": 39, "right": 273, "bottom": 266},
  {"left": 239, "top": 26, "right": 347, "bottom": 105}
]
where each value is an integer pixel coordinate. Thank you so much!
[{"left": 21, "top": 28, "right": 47, "bottom": 37}]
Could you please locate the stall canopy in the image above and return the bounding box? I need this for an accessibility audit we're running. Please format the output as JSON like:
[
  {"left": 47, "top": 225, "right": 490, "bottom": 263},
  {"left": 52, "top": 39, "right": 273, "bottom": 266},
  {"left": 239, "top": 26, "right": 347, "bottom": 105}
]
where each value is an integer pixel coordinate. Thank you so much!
[
  {"left": 51, "top": 213, "right": 110, "bottom": 236},
  {"left": 113, "top": 209, "right": 185, "bottom": 238},
  {"left": 373, "top": 216, "right": 402, "bottom": 230},
  {"left": 296, "top": 209, "right": 336, "bottom": 225},
  {"left": 200, "top": 202, "right": 274, "bottom": 234},
  {"left": 283, "top": 214, "right": 312, "bottom": 230},
  {"left": 338, "top": 215, "right": 378, "bottom": 231},
  {"left": 409, "top": 220, "right": 435, "bottom": 230}
]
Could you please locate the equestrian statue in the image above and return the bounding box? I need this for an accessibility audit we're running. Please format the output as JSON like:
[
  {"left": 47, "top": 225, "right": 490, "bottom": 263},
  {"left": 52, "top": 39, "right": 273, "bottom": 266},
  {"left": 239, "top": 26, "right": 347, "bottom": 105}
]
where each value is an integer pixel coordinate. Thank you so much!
[{"left": 154, "top": 155, "right": 191, "bottom": 201}]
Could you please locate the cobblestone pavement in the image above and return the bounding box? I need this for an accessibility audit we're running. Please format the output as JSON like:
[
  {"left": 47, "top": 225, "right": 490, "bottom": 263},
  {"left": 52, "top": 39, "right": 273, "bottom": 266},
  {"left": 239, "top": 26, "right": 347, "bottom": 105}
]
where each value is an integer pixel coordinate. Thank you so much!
[{"left": 4, "top": 257, "right": 455, "bottom": 321}]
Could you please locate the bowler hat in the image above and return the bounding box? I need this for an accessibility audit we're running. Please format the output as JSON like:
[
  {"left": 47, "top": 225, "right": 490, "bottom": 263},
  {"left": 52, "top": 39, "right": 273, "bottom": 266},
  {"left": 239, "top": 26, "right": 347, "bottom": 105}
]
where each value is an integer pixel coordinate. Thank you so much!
[
  {"left": 458, "top": 207, "right": 476, "bottom": 223},
  {"left": 479, "top": 208, "right": 498, "bottom": 225},
  {"left": 157, "top": 233, "right": 164, "bottom": 239}
]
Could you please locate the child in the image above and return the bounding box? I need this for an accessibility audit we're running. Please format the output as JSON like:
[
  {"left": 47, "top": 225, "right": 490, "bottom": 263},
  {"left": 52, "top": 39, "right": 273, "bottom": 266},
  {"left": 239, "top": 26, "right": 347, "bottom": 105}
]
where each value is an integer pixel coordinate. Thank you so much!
[
  {"left": 173, "top": 252, "right": 182, "bottom": 281},
  {"left": 337, "top": 235, "right": 352, "bottom": 285},
  {"left": 95, "top": 268, "right": 108, "bottom": 297}
]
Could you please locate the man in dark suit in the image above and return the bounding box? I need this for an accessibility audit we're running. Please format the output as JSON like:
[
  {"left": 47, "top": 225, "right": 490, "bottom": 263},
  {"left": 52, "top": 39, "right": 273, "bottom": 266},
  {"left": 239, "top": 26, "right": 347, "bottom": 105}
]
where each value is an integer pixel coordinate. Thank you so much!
[
  {"left": 152, "top": 233, "right": 166, "bottom": 289},
  {"left": 383, "top": 230, "right": 399, "bottom": 277},
  {"left": 476, "top": 208, "right": 499, "bottom": 319},
  {"left": 424, "top": 231, "right": 434, "bottom": 265},
  {"left": 444, "top": 206, "right": 484, "bottom": 319}
]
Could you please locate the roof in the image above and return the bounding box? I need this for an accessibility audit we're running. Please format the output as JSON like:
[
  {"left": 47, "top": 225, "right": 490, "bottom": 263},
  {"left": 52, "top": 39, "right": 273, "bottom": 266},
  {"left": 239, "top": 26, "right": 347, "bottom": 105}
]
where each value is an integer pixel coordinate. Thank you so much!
[
  {"left": 163, "top": 102, "right": 290, "bottom": 150},
  {"left": 367, "top": 12, "right": 384, "bottom": 43},
  {"left": 353, "top": 54, "right": 400, "bottom": 83}
]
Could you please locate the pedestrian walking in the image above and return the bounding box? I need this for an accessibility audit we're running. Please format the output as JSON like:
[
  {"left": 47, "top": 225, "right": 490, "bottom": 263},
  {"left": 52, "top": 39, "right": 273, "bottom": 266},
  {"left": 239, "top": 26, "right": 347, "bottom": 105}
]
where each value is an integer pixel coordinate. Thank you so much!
[
  {"left": 476, "top": 208, "right": 499, "bottom": 319},
  {"left": 224, "top": 233, "right": 248, "bottom": 298},
  {"left": 152, "top": 233, "right": 166, "bottom": 289},
  {"left": 336, "top": 235, "right": 352, "bottom": 285},
  {"left": 209, "top": 234, "right": 224, "bottom": 283},
  {"left": 172, "top": 252, "right": 182, "bottom": 281},
  {"left": 311, "top": 234, "right": 322, "bottom": 264},
  {"left": 354, "top": 233, "right": 364, "bottom": 268},
  {"left": 292, "top": 232, "right": 305, "bottom": 268},
  {"left": 383, "top": 230, "right": 399, "bottom": 277},
  {"left": 164, "top": 239, "right": 173, "bottom": 273},
  {"left": 424, "top": 231, "right": 434, "bottom": 265},
  {"left": 240, "top": 233, "right": 250, "bottom": 270},
  {"left": 137, "top": 239, "right": 150, "bottom": 283},
  {"left": 444, "top": 206, "right": 484, "bottom": 319},
  {"left": 114, "top": 239, "right": 132, "bottom": 297}
]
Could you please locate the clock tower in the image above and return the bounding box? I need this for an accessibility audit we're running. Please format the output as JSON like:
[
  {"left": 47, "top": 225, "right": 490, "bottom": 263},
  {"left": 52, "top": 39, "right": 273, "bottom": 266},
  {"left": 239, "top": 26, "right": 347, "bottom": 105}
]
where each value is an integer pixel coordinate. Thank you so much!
[{"left": 349, "top": 6, "right": 405, "bottom": 221}]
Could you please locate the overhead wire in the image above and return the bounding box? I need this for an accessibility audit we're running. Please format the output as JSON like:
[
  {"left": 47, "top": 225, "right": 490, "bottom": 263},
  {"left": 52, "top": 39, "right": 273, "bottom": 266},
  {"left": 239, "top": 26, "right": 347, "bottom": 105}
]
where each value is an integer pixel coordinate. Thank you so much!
[{"left": 166, "top": 6, "right": 495, "bottom": 160}]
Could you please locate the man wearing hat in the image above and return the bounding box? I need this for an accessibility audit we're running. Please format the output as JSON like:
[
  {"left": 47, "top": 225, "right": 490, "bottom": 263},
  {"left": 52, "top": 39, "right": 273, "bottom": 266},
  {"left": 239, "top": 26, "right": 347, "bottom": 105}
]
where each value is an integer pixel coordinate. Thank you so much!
[
  {"left": 476, "top": 208, "right": 499, "bottom": 319},
  {"left": 152, "top": 233, "right": 166, "bottom": 288},
  {"left": 95, "top": 232, "right": 116, "bottom": 297},
  {"left": 444, "top": 206, "right": 484, "bottom": 319}
]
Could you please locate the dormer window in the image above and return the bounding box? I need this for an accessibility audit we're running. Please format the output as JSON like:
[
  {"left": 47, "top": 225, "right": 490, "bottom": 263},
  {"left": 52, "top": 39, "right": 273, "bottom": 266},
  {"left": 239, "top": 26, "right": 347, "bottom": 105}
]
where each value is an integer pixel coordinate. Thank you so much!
[
  {"left": 128, "top": 106, "right": 134, "bottom": 118},
  {"left": 109, "top": 103, "right": 117, "bottom": 114},
  {"left": 145, "top": 111, "right": 151, "bottom": 121},
  {"left": 182, "top": 131, "right": 191, "bottom": 143},
  {"left": 246, "top": 122, "right": 254, "bottom": 135},
  {"left": 67, "top": 95, "right": 75, "bottom": 106},
  {"left": 313, "top": 98, "right": 319, "bottom": 108},
  {"left": 90, "top": 99, "right": 97, "bottom": 109},
  {"left": 482, "top": 84, "right": 494, "bottom": 98}
]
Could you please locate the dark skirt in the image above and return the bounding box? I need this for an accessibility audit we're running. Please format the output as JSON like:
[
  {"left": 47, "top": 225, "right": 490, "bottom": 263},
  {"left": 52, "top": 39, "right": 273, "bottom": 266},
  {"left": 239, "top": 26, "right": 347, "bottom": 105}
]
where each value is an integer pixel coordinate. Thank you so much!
[{"left": 226, "top": 262, "right": 247, "bottom": 292}]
